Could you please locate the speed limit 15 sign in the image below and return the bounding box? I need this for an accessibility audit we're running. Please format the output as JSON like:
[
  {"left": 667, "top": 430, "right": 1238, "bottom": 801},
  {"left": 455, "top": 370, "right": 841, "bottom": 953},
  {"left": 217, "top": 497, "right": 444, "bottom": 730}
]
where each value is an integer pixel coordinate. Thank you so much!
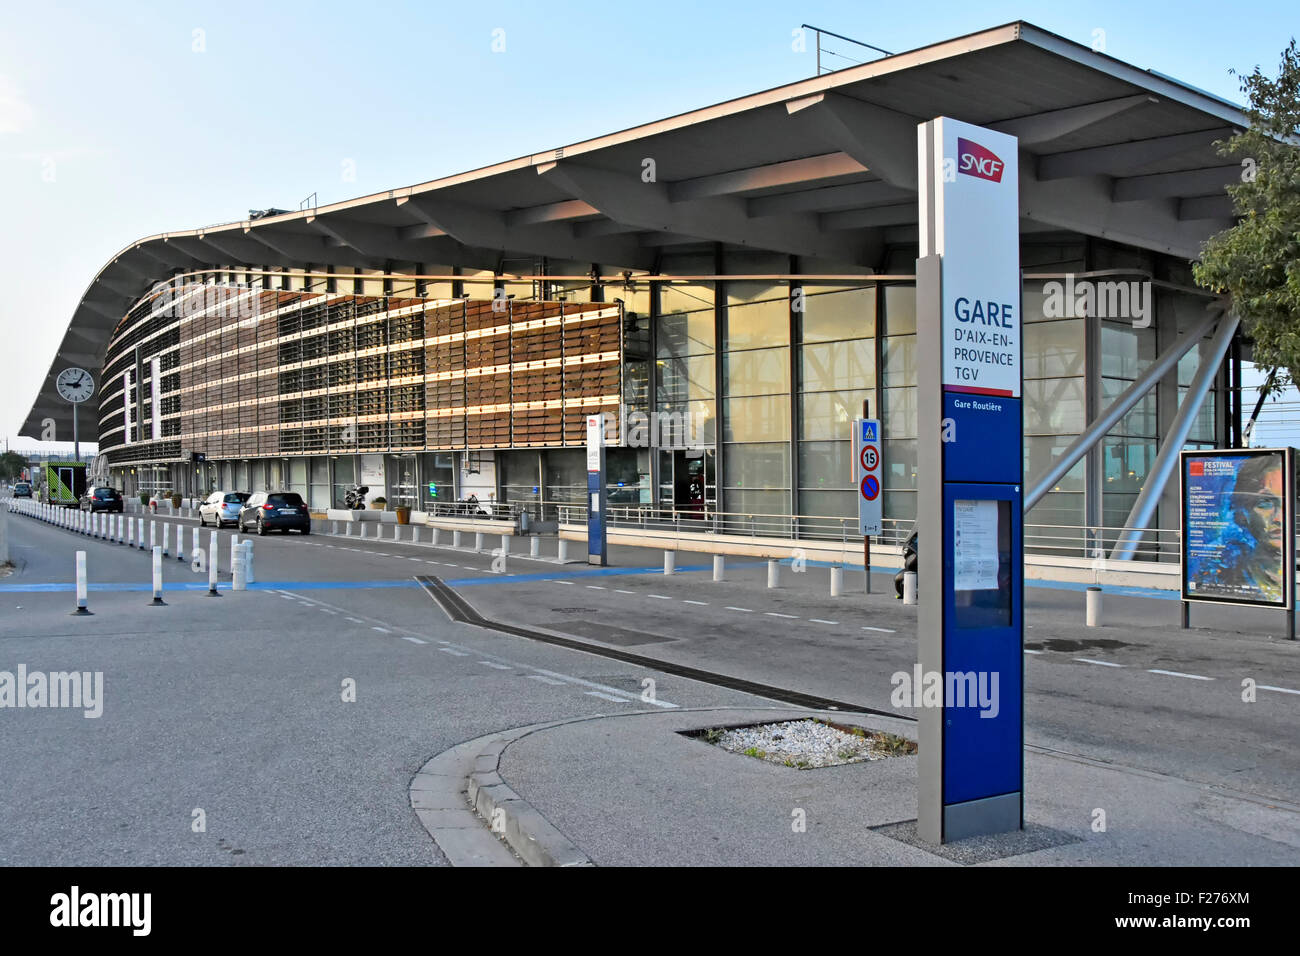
[{"left": 852, "top": 418, "right": 883, "bottom": 536}]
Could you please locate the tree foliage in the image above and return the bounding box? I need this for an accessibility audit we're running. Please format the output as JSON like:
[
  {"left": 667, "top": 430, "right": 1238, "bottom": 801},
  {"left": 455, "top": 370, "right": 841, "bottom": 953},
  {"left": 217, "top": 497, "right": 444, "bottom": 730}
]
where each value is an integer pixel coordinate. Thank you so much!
[
  {"left": 0, "top": 451, "right": 28, "bottom": 481},
  {"left": 1194, "top": 39, "right": 1300, "bottom": 395}
]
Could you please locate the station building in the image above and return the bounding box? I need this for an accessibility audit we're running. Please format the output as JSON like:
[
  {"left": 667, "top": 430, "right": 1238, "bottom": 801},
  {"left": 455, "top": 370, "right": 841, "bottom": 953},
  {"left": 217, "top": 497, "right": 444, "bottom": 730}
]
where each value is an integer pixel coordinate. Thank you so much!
[{"left": 22, "top": 22, "right": 1254, "bottom": 560}]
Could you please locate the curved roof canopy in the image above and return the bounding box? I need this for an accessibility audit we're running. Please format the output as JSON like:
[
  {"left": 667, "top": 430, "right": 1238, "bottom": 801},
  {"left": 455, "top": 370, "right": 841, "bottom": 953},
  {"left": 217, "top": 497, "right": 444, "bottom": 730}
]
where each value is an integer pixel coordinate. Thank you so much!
[{"left": 22, "top": 20, "right": 1247, "bottom": 438}]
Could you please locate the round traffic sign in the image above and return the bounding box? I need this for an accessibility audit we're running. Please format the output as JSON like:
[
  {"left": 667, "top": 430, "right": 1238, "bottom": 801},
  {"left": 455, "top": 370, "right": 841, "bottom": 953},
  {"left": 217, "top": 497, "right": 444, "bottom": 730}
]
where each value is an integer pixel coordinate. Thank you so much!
[
  {"left": 860, "top": 444, "right": 879, "bottom": 472},
  {"left": 860, "top": 475, "right": 880, "bottom": 501}
]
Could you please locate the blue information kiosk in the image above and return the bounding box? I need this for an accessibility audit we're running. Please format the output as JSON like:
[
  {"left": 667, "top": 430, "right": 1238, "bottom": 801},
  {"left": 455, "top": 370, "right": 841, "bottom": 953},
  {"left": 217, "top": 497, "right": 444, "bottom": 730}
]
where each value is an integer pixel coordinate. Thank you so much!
[{"left": 916, "top": 117, "right": 1024, "bottom": 842}]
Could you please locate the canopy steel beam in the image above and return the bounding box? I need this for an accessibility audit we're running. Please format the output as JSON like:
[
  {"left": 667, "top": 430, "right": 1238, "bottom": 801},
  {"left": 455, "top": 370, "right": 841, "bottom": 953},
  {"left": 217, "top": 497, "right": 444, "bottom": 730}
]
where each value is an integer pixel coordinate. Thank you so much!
[
  {"left": 1110, "top": 312, "right": 1240, "bottom": 560},
  {"left": 1024, "top": 307, "right": 1220, "bottom": 511}
]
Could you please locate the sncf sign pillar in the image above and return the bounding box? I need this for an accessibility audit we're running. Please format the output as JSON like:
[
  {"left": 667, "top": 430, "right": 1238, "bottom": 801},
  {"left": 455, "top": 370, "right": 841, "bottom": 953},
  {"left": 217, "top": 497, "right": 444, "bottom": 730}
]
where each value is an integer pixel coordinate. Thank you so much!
[
  {"left": 916, "top": 117, "right": 1024, "bottom": 844},
  {"left": 586, "top": 413, "right": 608, "bottom": 566}
]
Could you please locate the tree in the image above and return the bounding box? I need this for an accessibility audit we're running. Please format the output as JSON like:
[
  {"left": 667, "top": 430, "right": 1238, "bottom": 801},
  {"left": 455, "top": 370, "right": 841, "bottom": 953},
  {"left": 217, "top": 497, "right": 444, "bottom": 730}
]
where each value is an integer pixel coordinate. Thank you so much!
[
  {"left": 0, "top": 451, "right": 28, "bottom": 482},
  {"left": 1194, "top": 40, "right": 1300, "bottom": 396}
]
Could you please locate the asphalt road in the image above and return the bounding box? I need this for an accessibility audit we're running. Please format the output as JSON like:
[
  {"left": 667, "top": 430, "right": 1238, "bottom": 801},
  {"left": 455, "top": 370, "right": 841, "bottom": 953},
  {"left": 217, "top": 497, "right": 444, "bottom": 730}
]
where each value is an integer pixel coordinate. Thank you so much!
[{"left": 1, "top": 507, "right": 1297, "bottom": 864}]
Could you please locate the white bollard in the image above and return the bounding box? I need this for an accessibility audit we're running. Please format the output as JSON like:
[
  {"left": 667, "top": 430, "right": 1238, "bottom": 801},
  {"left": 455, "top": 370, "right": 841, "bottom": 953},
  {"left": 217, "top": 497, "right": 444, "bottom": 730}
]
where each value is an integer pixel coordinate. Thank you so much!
[
  {"left": 332, "top": 521, "right": 339, "bottom": 535},
  {"left": 767, "top": 560, "right": 779, "bottom": 589},
  {"left": 453, "top": 530, "right": 462, "bottom": 548},
  {"left": 430, "top": 527, "right": 440, "bottom": 546},
  {"left": 149, "top": 521, "right": 156, "bottom": 552},
  {"left": 1086, "top": 586, "right": 1103, "bottom": 627},
  {"left": 137, "top": 518, "right": 145, "bottom": 550},
  {"left": 664, "top": 550, "right": 675, "bottom": 575},
  {"left": 500, "top": 534, "right": 510, "bottom": 557},
  {"left": 243, "top": 540, "right": 255, "bottom": 584},
  {"left": 150, "top": 546, "right": 166, "bottom": 605},
  {"left": 530, "top": 536, "right": 540, "bottom": 558},
  {"left": 177, "top": 522, "right": 185, "bottom": 560},
  {"left": 557, "top": 538, "right": 569, "bottom": 563},
  {"left": 73, "top": 550, "right": 90, "bottom": 615},
  {"left": 412, "top": 526, "right": 421, "bottom": 544},
  {"left": 230, "top": 534, "right": 239, "bottom": 571},
  {"left": 190, "top": 527, "right": 199, "bottom": 567},
  {"left": 830, "top": 566, "right": 843, "bottom": 597},
  {"left": 475, "top": 532, "right": 484, "bottom": 551},
  {"left": 127, "top": 518, "right": 135, "bottom": 549},
  {"left": 207, "top": 531, "right": 219, "bottom": 596},
  {"left": 359, "top": 523, "right": 367, "bottom": 539},
  {"left": 161, "top": 523, "right": 170, "bottom": 557},
  {"left": 344, "top": 522, "right": 351, "bottom": 536},
  {"left": 232, "top": 543, "right": 247, "bottom": 590},
  {"left": 713, "top": 554, "right": 725, "bottom": 582},
  {"left": 903, "top": 571, "right": 918, "bottom": 605}
]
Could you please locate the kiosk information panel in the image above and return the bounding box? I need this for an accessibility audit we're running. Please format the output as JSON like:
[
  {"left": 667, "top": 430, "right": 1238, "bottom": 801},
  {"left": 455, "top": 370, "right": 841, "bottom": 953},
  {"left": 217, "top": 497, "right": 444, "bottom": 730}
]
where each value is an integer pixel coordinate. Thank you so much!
[
  {"left": 917, "top": 116, "right": 1024, "bottom": 843},
  {"left": 586, "top": 413, "right": 608, "bottom": 566}
]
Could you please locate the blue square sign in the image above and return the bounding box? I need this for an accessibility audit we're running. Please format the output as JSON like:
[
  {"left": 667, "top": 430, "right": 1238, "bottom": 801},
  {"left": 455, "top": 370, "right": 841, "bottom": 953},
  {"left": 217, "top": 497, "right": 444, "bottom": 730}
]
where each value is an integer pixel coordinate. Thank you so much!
[{"left": 861, "top": 421, "right": 877, "bottom": 442}]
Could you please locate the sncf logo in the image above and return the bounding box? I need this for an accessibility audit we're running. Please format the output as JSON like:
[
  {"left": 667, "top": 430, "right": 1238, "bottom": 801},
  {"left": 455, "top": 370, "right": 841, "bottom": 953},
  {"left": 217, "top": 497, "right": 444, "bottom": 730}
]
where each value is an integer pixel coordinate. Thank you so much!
[{"left": 957, "top": 137, "right": 1004, "bottom": 183}]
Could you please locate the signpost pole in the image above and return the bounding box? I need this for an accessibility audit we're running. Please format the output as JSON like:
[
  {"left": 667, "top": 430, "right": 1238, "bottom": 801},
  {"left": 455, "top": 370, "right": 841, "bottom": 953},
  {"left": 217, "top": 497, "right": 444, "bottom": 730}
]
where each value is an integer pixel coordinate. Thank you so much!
[{"left": 864, "top": 535, "right": 871, "bottom": 594}]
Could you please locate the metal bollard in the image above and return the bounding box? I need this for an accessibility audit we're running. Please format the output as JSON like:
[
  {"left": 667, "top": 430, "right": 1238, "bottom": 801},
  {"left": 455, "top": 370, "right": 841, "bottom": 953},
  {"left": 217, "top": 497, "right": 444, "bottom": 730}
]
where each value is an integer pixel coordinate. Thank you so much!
[
  {"left": 530, "top": 536, "right": 540, "bottom": 558},
  {"left": 500, "top": 534, "right": 510, "bottom": 557},
  {"left": 359, "top": 523, "right": 367, "bottom": 539},
  {"left": 393, "top": 523, "right": 401, "bottom": 541},
  {"left": 243, "top": 540, "right": 255, "bottom": 584},
  {"left": 1086, "top": 586, "right": 1103, "bottom": 627},
  {"left": 831, "top": 566, "right": 843, "bottom": 597},
  {"left": 150, "top": 546, "right": 167, "bottom": 605},
  {"left": 73, "top": 551, "right": 91, "bottom": 615},
  {"left": 664, "top": 550, "right": 675, "bottom": 575},
  {"left": 903, "top": 571, "right": 918, "bottom": 605},
  {"left": 475, "top": 532, "right": 484, "bottom": 551},
  {"left": 713, "top": 554, "right": 725, "bottom": 582},
  {"left": 344, "top": 522, "right": 351, "bottom": 536},
  {"left": 332, "top": 521, "right": 338, "bottom": 535},
  {"left": 412, "top": 526, "right": 421, "bottom": 544},
  {"left": 207, "top": 531, "right": 220, "bottom": 596},
  {"left": 430, "top": 527, "right": 440, "bottom": 546},
  {"left": 767, "top": 560, "right": 779, "bottom": 589},
  {"left": 453, "top": 530, "right": 462, "bottom": 548},
  {"left": 557, "top": 538, "right": 569, "bottom": 562}
]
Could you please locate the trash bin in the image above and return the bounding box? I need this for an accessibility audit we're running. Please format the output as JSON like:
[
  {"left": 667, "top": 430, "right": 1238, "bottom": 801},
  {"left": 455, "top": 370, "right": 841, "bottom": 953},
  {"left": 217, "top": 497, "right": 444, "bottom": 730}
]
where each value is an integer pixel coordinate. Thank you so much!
[{"left": 517, "top": 510, "right": 531, "bottom": 534}]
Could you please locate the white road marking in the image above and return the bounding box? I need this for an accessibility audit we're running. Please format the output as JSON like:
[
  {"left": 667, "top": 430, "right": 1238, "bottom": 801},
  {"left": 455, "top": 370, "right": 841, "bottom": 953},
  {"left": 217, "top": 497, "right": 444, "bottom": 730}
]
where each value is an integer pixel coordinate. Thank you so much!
[
  {"left": 765, "top": 612, "right": 797, "bottom": 619},
  {"left": 683, "top": 600, "right": 709, "bottom": 606},
  {"left": 479, "top": 661, "right": 512, "bottom": 670},
  {"left": 526, "top": 675, "right": 566, "bottom": 686},
  {"left": 1148, "top": 669, "right": 1213, "bottom": 681},
  {"left": 346, "top": 617, "right": 362, "bottom": 624},
  {"left": 319, "top": 608, "right": 338, "bottom": 615},
  {"left": 809, "top": 619, "right": 839, "bottom": 625},
  {"left": 586, "top": 585, "right": 606, "bottom": 590},
  {"left": 862, "top": 626, "right": 895, "bottom": 633},
  {"left": 585, "top": 691, "right": 630, "bottom": 704},
  {"left": 726, "top": 606, "right": 753, "bottom": 613},
  {"left": 1258, "top": 684, "right": 1300, "bottom": 695},
  {"left": 648, "top": 594, "right": 671, "bottom": 600},
  {"left": 408, "top": 557, "right": 421, "bottom": 561},
  {"left": 439, "top": 647, "right": 469, "bottom": 657},
  {"left": 615, "top": 589, "right": 635, "bottom": 594},
  {"left": 550, "top": 580, "right": 574, "bottom": 585},
  {"left": 1074, "top": 658, "right": 1124, "bottom": 668},
  {"left": 1024, "top": 649, "right": 1044, "bottom": 655},
  {"left": 371, "top": 626, "right": 390, "bottom": 634},
  {"left": 403, "top": 637, "right": 428, "bottom": 645}
]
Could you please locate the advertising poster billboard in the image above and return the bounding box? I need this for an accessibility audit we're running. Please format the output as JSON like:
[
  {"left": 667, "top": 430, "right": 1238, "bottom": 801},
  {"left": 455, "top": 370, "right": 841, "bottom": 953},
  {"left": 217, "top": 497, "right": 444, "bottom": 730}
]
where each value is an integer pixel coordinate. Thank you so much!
[{"left": 1181, "top": 448, "right": 1294, "bottom": 608}]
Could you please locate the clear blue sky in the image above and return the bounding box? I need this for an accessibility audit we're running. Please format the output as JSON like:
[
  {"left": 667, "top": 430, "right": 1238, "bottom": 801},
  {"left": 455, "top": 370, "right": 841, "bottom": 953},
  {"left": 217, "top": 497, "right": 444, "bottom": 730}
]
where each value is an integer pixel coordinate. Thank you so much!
[{"left": 2, "top": 0, "right": 1297, "bottom": 449}]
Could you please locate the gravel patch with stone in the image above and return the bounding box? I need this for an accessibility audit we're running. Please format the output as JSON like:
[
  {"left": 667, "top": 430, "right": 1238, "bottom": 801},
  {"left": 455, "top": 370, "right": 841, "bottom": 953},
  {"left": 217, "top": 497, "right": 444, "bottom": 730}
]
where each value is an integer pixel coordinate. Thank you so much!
[{"left": 703, "top": 718, "right": 915, "bottom": 769}]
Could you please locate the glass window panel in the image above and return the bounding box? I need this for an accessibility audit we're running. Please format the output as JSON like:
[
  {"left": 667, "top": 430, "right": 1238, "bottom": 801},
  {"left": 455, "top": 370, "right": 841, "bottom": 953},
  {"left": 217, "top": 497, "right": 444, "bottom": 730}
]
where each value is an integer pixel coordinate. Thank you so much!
[
  {"left": 800, "top": 287, "right": 876, "bottom": 342},
  {"left": 657, "top": 308, "right": 714, "bottom": 358},
  {"left": 1101, "top": 323, "right": 1156, "bottom": 380},
  {"left": 657, "top": 355, "right": 716, "bottom": 404},
  {"left": 726, "top": 280, "right": 786, "bottom": 306},
  {"left": 883, "top": 490, "right": 916, "bottom": 524},
  {"left": 1024, "top": 436, "right": 1084, "bottom": 492},
  {"left": 724, "top": 298, "right": 789, "bottom": 350},
  {"left": 1179, "top": 387, "right": 1217, "bottom": 443},
  {"left": 1024, "top": 377, "right": 1086, "bottom": 434},
  {"left": 1023, "top": 319, "right": 1084, "bottom": 379},
  {"left": 655, "top": 400, "right": 717, "bottom": 445},
  {"left": 1025, "top": 491, "right": 1085, "bottom": 529},
  {"left": 882, "top": 335, "right": 915, "bottom": 387},
  {"left": 882, "top": 438, "right": 917, "bottom": 490},
  {"left": 1103, "top": 437, "right": 1156, "bottom": 496},
  {"left": 798, "top": 440, "right": 852, "bottom": 489},
  {"left": 723, "top": 443, "right": 790, "bottom": 490},
  {"left": 884, "top": 285, "right": 916, "bottom": 335},
  {"left": 800, "top": 390, "right": 870, "bottom": 440},
  {"left": 801, "top": 339, "right": 875, "bottom": 392},
  {"left": 881, "top": 387, "right": 916, "bottom": 440},
  {"left": 798, "top": 489, "right": 855, "bottom": 520},
  {"left": 723, "top": 347, "right": 790, "bottom": 396},
  {"left": 722, "top": 396, "right": 790, "bottom": 442}
]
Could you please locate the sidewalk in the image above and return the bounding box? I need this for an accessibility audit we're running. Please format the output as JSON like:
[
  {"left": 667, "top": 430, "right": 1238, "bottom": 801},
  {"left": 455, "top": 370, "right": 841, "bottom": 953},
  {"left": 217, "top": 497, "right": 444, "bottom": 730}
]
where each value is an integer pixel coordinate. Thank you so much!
[{"left": 475, "top": 705, "right": 1300, "bottom": 866}]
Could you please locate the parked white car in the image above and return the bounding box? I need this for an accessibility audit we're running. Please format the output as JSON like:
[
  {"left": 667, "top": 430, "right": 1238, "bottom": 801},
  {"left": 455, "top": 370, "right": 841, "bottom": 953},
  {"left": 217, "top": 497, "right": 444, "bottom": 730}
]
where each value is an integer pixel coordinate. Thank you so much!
[{"left": 199, "top": 490, "right": 250, "bottom": 528}]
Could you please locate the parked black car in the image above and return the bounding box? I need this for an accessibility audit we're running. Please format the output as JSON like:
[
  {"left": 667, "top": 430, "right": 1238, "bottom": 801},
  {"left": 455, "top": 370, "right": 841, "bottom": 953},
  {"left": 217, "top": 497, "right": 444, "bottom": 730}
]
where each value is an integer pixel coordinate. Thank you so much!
[
  {"left": 238, "top": 491, "right": 311, "bottom": 535},
  {"left": 894, "top": 531, "right": 918, "bottom": 598},
  {"left": 80, "top": 487, "right": 124, "bottom": 513}
]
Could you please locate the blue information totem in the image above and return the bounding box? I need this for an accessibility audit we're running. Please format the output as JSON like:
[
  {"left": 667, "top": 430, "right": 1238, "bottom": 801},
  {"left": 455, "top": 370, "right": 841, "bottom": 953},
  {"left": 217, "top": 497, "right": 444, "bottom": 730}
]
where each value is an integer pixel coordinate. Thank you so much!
[
  {"left": 586, "top": 413, "right": 607, "bottom": 566},
  {"left": 916, "top": 117, "right": 1024, "bottom": 843}
]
